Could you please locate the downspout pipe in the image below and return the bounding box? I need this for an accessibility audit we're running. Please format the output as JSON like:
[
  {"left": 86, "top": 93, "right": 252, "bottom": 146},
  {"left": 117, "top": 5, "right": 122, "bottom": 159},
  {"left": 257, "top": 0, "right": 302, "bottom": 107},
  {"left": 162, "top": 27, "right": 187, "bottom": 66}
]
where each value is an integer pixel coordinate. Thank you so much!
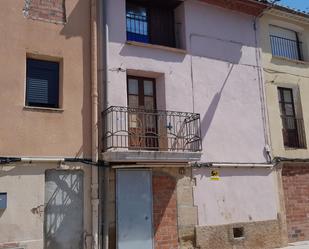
[
  {"left": 91, "top": 0, "right": 99, "bottom": 248},
  {"left": 98, "top": 0, "right": 110, "bottom": 248},
  {"left": 252, "top": 1, "right": 277, "bottom": 163}
]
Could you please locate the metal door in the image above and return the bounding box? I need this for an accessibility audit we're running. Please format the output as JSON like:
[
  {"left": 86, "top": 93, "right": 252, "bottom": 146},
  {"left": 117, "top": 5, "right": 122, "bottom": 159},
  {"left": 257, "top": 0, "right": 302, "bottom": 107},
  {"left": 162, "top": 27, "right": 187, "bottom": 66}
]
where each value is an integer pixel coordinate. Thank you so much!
[{"left": 117, "top": 170, "right": 153, "bottom": 249}]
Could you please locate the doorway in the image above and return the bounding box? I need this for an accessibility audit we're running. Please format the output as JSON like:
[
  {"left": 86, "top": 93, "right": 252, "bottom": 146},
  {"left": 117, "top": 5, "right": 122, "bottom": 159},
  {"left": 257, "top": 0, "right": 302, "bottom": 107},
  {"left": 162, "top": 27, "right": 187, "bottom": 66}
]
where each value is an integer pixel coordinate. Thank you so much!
[{"left": 116, "top": 170, "right": 153, "bottom": 249}]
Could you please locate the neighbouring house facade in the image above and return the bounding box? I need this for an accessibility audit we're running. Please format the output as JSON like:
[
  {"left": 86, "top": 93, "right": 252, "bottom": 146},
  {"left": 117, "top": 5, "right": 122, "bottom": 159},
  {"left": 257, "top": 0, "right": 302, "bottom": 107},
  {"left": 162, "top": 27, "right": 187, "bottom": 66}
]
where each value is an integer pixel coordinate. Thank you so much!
[
  {"left": 260, "top": 5, "right": 309, "bottom": 243},
  {"left": 101, "top": 0, "right": 285, "bottom": 248},
  {"left": 0, "top": 1, "right": 94, "bottom": 249},
  {"left": 2, "top": 0, "right": 309, "bottom": 249}
]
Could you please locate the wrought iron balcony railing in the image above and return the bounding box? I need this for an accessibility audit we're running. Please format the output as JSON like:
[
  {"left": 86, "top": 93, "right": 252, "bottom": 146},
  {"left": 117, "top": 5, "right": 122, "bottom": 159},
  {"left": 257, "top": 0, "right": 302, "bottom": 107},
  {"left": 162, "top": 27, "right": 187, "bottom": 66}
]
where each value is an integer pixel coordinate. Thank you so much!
[
  {"left": 270, "top": 35, "right": 303, "bottom": 61},
  {"left": 281, "top": 116, "right": 306, "bottom": 149},
  {"left": 102, "top": 106, "right": 202, "bottom": 152}
]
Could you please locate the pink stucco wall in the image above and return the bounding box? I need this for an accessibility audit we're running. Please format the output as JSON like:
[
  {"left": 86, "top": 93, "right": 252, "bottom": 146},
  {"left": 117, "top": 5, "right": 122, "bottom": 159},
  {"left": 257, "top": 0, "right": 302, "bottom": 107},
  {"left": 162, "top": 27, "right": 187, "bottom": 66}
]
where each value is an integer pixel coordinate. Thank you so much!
[
  {"left": 106, "top": 0, "right": 267, "bottom": 163},
  {"left": 106, "top": 0, "right": 277, "bottom": 224},
  {"left": 193, "top": 167, "right": 278, "bottom": 226}
]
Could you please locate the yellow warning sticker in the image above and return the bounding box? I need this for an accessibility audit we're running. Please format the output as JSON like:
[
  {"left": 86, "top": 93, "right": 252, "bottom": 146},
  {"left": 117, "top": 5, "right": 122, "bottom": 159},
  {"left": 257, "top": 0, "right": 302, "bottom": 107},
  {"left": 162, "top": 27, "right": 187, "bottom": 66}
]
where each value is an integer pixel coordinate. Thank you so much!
[{"left": 210, "top": 170, "right": 220, "bottom": 181}]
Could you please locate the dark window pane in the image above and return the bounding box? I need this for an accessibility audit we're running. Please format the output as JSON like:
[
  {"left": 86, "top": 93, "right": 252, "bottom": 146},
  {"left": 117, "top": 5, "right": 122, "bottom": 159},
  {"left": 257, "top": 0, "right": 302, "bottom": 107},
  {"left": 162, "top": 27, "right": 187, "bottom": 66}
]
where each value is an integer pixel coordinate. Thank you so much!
[
  {"left": 144, "top": 96, "right": 154, "bottom": 110},
  {"left": 126, "top": 3, "right": 149, "bottom": 43},
  {"left": 144, "top": 80, "right": 153, "bottom": 96},
  {"left": 128, "top": 79, "right": 139, "bottom": 95},
  {"left": 26, "top": 59, "right": 59, "bottom": 108},
  {"left": 283, "top": 89, "right": 292, "bottom": 103},
  {"left": 284, "top": 104, "right": 294, "bottom": 116}
]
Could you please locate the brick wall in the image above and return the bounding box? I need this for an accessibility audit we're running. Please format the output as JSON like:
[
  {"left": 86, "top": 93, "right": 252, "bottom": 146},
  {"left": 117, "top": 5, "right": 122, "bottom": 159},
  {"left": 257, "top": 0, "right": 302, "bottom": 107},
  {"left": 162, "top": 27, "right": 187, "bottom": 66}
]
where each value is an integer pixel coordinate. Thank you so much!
[
  {"left": 153, "top": 174, "right": 179, "bottom": 249},
  {"left": 24, "top": 0, "right": 66, "bottom": 23},
  {"left": 282, "top": 164, "right": 309, "bottom": 242}
]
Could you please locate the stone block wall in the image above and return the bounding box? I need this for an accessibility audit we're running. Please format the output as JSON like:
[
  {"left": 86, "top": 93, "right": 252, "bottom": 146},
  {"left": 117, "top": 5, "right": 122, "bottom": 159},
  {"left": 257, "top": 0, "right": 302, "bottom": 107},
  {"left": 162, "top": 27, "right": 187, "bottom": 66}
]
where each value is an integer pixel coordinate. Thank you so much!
[{"left": 195, "top": 219, "right": 283, "bottom": 249}]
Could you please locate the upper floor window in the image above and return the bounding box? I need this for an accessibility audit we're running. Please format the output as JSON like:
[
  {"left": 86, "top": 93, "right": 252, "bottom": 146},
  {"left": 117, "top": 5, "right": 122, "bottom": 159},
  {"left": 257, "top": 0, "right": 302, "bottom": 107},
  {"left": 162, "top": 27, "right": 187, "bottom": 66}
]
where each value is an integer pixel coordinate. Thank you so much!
[
  {"left": 270, "top": 25, "right": 303, "bottom": 61},
  {"left": 278, "top": 87, "right": 306, "bottom": 149},
  {"left": 26, "top": 58, "right": 60, "bottom": 109},
  {"left": 126, "top": 0, "right": 179, "bottom": 48},
  {"left": 126, "top": 4, "right": 149, "bottom": 43}
]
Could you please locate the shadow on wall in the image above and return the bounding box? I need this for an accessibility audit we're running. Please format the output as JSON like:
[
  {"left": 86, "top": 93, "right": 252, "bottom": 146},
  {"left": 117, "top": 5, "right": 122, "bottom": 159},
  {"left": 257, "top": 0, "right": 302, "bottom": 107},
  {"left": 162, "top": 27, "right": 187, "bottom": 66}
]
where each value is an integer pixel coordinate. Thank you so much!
[
  {"left": 200, "top": 64, "right": 234, "bottom": 140},
  {"left": 0, "top": 165, "right": 43, "bottom": 176},
  {"left": 119, "top": 44, "right": 186, "bottom": 63},
  {"left": 59, "top": 0, "right": 91, "bottom": 159},
  {"left": 44, "top": 170, "right": 84, "bottom": 249},
  {"left": 190, "top": 35, "right": 243, "bottom": 64}
]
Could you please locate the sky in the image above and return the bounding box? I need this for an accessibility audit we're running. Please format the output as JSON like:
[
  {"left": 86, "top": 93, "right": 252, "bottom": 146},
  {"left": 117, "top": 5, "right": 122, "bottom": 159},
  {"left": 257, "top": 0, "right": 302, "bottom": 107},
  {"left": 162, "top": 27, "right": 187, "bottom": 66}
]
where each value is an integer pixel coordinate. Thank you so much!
[{"left": 277, "top": 0, "right": 309, "bottom": 12}]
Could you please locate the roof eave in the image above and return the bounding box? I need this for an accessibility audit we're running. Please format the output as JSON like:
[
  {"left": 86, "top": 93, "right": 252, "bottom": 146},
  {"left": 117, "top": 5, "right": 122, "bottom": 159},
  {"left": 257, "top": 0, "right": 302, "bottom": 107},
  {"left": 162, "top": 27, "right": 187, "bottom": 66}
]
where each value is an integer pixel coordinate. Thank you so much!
[{"left": 199, "top": 0, "right": 269, "bottom": 16}]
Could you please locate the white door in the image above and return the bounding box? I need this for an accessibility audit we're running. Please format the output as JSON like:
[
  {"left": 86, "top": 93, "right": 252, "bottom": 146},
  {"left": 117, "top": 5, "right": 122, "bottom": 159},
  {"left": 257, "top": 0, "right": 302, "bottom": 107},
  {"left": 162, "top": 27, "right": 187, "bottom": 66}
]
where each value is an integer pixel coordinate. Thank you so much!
[{"left": 116, "top": 170, "right": 153, "bottom": 249}]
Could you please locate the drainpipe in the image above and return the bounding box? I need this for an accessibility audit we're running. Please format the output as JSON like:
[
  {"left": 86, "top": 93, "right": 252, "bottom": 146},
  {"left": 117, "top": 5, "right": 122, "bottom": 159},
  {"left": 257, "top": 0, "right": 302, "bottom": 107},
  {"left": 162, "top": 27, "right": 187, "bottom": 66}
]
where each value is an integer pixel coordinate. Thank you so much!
[
  {"left": 91, "top": 0, "right": 99, "bottom": 248},
  {"left": 253, "top": 3, "right": 275, "bottom": 163},
  {"left": 98, "top": 0, "right": 110, "bottom": 248}
]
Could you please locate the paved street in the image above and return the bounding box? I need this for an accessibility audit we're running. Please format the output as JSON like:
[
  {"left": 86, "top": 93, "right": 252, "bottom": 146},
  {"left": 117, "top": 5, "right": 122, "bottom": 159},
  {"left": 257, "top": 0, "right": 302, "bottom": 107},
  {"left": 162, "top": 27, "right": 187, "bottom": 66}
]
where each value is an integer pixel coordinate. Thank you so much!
[{"left": 280, "top": 241, "right": 309, "bottom": 249}]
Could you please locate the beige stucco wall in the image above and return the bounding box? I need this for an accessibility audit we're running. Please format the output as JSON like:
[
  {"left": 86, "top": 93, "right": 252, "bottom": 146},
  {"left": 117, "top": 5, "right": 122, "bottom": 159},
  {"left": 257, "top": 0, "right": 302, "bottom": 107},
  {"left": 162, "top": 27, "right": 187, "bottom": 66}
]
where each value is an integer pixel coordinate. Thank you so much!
[
  {"left": 259, "top": 12, "right": 309, "bottom": 158},
  {"left": 0, "top": 0, "right": 91, "bottom": 158},
  {"left": 0, "top": 163, "right": 92, "bottom": 249}
]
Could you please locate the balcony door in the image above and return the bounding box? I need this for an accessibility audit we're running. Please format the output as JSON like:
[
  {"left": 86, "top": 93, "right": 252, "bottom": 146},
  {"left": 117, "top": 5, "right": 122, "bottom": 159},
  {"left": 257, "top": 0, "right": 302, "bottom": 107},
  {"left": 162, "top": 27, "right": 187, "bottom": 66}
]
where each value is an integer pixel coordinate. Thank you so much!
[
  {"left": 127, "top": 76, "right": 158, "bottom": 150},
  {"left": 278, "top": 87, "right": 300, "bottom": 148}
]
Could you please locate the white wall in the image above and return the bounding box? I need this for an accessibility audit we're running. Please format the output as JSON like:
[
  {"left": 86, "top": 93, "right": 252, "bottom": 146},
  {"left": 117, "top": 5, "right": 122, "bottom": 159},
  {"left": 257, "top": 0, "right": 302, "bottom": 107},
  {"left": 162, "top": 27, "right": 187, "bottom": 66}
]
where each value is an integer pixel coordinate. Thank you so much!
[
  {"left": 106, "top": 0, "right": 278, "bottom": 225},
  {"left": 106, "top": 0, "right": 268, "bottom": 163},
  {"left": 193, "top": 167, "right": 279, "bottom": 226}
]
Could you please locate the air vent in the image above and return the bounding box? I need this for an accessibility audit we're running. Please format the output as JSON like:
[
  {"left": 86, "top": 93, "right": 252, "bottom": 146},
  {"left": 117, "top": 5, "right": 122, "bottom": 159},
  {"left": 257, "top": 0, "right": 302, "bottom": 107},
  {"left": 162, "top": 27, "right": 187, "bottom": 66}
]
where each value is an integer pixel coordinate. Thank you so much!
[{"left": 233, "top": 227, "right": 245, "bottom": 239}]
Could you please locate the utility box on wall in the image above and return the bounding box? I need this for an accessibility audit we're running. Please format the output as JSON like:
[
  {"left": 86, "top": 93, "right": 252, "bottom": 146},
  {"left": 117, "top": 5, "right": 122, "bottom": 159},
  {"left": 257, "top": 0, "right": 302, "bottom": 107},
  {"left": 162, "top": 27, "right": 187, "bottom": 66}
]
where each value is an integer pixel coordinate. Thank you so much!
[{"left": 0, "top": 193, "right": 7, "bottom": 209}]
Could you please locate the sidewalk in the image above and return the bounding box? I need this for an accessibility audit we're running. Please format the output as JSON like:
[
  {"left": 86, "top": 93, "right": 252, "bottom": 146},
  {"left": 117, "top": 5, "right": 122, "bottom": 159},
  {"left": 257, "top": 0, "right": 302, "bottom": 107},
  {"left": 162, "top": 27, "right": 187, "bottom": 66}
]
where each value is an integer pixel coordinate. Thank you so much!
[{"left": 280, "top": 241, "right": 309, "bottom": 249}]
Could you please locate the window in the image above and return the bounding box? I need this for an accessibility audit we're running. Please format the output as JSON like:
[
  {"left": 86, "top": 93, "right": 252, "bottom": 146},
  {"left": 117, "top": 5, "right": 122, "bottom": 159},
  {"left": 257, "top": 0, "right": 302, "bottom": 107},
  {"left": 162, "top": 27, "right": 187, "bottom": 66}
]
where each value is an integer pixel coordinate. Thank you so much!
[
  {"left": 26, "top": 58, "right": 60, "bottom": 108},
  {"left": 126, "top": 1, "right": 178, "bottom": 48},
  {"left": 270, "top": 25, "right": 303, "bottom": 61},
  {"left": 278, "top": 87, "right": 306, "bottom": 148},
  {"left": 127, "top": 76, "right": 158, "bottom": 150},
  {"left": 126, "top": 4, "right": 149, "bottom": 43}
]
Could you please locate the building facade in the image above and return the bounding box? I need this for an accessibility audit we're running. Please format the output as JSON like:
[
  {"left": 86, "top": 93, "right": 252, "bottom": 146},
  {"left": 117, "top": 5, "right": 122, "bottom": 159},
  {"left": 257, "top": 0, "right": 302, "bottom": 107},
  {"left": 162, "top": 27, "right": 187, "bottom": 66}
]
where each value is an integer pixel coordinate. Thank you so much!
[
  {"left": 260, "top": 5, "right": 309, "bottom": 243},
  {"left": 0, "top": 1, "right": 94, "bottom": 249},
  {"left": 1, "top": 0, "right": 309, "bottom": 249},
  {"left": 101, "top": 0, "right": 284, "bottom": 248}
]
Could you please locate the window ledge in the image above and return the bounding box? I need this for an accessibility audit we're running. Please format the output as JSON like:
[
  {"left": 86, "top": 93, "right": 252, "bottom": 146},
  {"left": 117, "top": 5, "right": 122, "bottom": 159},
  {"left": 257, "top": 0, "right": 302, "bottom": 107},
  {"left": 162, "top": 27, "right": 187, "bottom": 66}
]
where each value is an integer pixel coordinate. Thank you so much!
[
  {"left": 284, "top": 147, "right": 307, "bottom": 151},
  {"left": 272, "top": 55, "right": 309, "bottom": 65},
  {"left": 126, "top": 41, "right": 187, "bottom": 54},
  {"left": 23, "top": 106, "right": 64, "bottom": 113}
]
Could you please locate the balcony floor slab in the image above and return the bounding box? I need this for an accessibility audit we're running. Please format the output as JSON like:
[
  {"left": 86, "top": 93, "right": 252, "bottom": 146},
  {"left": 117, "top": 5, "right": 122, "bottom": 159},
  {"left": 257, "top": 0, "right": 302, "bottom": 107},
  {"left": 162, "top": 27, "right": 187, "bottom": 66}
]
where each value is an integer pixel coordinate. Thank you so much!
[{"left": 102, "top": 150, "right": 202, "bottom": 163}]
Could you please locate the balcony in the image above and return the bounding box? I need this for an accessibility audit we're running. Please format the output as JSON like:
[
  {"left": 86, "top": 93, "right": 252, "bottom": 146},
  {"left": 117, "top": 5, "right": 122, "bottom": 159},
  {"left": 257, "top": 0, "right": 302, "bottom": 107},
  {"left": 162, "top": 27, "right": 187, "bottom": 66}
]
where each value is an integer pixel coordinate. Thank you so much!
[
  {"left": 281, "top": 116, "right": 306, "bottom": 149},
  {"left": 102, "top": 106, "right": 202, "bottom": 163},
  {"left": 270, "top": 35, "right": 303, "bottom": 61}
]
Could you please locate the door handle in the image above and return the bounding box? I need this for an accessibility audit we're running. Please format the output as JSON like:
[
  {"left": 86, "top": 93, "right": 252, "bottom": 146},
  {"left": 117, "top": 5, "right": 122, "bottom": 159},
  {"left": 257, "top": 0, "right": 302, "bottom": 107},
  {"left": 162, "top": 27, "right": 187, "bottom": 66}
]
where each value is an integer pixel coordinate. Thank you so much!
[{"left": 145, "top": 216, "right": 149, "bottom": 220}]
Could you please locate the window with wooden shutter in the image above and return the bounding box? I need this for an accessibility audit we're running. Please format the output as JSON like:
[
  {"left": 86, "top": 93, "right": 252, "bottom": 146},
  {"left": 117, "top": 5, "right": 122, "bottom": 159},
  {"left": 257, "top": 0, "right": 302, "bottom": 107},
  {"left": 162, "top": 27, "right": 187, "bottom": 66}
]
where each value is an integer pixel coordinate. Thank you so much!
[
  {"left": 26, "top": 58, "right": 60, "bottom": 108},
  {"left": 126, "top": 0, "right": 181, "bottom": 48}
]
